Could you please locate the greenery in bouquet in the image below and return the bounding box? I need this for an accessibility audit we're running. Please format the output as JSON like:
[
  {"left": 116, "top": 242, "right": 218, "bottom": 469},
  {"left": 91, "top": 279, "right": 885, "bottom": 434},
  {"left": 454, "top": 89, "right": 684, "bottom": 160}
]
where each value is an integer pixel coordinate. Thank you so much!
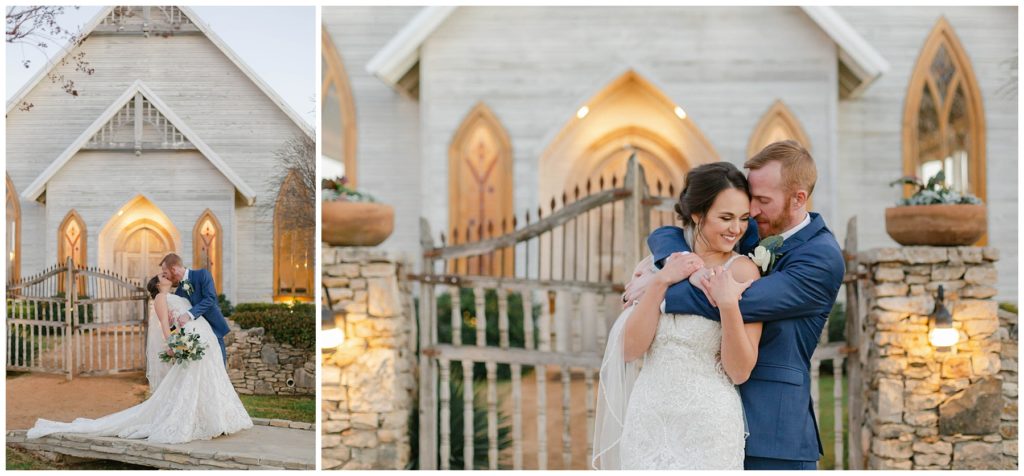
[
  {"left": 889, "top": 170, "right": 983, "bottom": 206},
  {"left": 160, "top": 327, "right": 207, "bottom": 365},
  {"left": 322, "top": 176, "right": 376, "bottom": 203}
]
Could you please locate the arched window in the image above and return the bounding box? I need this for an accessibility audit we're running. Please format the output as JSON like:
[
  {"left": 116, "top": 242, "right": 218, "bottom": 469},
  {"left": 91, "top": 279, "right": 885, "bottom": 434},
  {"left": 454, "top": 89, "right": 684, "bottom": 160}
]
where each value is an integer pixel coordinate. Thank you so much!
[
  {"left": 6, "top": 174, "right": 20, "bottom": 284},
  {"left": 193, "top": 209, "right": 223, "bottom": 294},
  {"left": 274, "top": 171, "right": 314, "bottom": 301},
  {"left": 747, "top": 100, "right": 812, "bottom": 158},
  {"left": 58, "top": 210, "right": 87, "bottom": 294},
  {"left": 448, "top": 102, "right": 514, "bottom": 276},
  {"left": 903, "top": 17, "right": 986, "bottom": 202},
  {"left": 747, "top": 100, "right": 814, "bottom": 209},
  {"left": 322, "top": 25, "right": 357, "bottom": 183}
]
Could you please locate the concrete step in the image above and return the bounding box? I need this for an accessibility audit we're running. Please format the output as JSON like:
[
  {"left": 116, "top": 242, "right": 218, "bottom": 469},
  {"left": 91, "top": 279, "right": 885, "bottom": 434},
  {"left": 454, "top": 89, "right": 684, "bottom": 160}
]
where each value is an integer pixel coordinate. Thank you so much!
[{"left": 7, "top": 423, "right": 315, "bottom": 470}]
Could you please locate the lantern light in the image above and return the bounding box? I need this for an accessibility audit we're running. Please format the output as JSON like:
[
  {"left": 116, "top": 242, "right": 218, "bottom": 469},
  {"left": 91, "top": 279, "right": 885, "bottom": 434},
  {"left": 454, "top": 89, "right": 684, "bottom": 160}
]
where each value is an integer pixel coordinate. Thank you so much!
[{"left": 928, "top": 285, "right": 958, "bottom": 350}]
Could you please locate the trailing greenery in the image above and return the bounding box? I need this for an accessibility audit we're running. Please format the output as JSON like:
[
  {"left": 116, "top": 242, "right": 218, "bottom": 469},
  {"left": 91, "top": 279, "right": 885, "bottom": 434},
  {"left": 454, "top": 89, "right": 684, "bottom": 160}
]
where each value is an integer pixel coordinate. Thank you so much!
[
  {"left": 435, "top": 289, "right": 541, "bottom": 380},
  {"left": 889, "top": 170, "right": 983, "bottom": 206},
  {"left": 218, "top": 293, "right": 234, "bottom": 318},
  {"left": 322, "top": 176, "right": 376, "bottom": 202},
  {"left": 232, "top": 302, "right": 315, "bottom": 350},
  {"left": 999, "top": 302, "right": 1018, "bottom": 315},
  {"left": 406, "top": 374, "right": 513, "bottom": 470}
]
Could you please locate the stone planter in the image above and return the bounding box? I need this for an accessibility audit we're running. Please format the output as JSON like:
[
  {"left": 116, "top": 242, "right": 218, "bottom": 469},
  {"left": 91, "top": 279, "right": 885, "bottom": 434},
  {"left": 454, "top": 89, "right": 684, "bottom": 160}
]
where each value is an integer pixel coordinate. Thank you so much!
[
  {"left": 322, "top": 201, "right": 394, "bottom": 247},
  {"left": 885, "top": 204, "right": 986, "bottom": 246}
]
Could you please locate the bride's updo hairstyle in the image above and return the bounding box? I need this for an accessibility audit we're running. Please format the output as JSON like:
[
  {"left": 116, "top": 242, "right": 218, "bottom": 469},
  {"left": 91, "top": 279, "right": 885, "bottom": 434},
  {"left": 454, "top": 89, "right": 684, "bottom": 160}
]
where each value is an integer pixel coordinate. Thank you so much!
[
  {"left": 146, "top": 275, "right": 161, "bottom": 300},
  {"left": 675, "top": 162, "right": 750, "bottom": 237}
]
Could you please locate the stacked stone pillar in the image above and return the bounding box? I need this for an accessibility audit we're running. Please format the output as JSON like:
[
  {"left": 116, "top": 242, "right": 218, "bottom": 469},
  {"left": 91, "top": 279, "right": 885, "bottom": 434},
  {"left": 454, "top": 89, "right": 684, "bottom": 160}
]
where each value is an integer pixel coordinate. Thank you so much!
[
  {"left": 320, "top": 246, "right": 417, "bottom": 470},
  {"left": 860, "top": 246, "right": 1016, "bottom": 469}
]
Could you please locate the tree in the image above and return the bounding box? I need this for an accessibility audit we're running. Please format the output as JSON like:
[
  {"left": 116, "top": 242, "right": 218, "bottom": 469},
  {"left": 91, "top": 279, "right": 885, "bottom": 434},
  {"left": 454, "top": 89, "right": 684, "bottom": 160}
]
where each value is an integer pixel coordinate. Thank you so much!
[
  {"left": 264, "top": 133, "right": 316, "bottom": 231},
  {"left": 6, "top": 6, "right": 94, "bottom": 110}
]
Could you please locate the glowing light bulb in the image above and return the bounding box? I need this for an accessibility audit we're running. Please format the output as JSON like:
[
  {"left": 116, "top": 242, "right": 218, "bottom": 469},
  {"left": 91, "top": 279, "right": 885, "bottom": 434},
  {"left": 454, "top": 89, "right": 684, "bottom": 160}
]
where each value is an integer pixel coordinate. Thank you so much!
[
  {"left": 576, "top": 106, "right": 590, "bottom": 119},
  {"left": 929, "top": 327, "right": 959, "bottom": 348},
  {"left": 674, "top": 106, "right": 687, "bottom": 120},
  {"left": 321, "top": 327, "right": 345, "bottom": 348}
]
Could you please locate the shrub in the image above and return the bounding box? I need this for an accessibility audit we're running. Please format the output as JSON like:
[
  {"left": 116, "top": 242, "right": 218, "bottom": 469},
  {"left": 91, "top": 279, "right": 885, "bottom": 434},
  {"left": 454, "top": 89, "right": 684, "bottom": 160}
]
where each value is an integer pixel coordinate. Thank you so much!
[
  {"left": 232, "top": 302, "right": 315, "bottom": 350},
  {"left": 434, "top": 289, "right": 541, "bottom": 381},
  {"left": 218, "top": 294, "right": 235, "bottom": 318}
]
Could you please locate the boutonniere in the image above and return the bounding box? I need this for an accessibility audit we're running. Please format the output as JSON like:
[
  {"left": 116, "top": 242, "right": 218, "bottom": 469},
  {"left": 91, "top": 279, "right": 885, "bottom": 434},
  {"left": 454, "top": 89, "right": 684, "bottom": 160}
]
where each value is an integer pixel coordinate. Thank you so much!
[
  {"left": 181, "top": 280, "right": 194, "bottom": 296},
  {"left": 748, "top": 235, "right": 784, "bottom": 275}
]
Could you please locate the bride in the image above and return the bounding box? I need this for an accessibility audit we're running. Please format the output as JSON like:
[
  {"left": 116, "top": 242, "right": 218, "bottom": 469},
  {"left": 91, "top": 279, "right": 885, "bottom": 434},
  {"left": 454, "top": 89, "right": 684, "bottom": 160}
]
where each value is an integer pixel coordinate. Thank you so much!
[
  {"left": 593, "top": 162, "right": 762, "bottom": 469},
  {"left": 27, "top": 274, "right": 252, "bottom": 444}
]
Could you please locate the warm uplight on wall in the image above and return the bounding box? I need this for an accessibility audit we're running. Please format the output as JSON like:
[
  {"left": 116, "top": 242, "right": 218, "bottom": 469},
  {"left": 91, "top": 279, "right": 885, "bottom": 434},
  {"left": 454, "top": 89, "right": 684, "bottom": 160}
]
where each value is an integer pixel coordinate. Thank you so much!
[
  {"left": 928, "top": 285, "right": 958, "bottom": 350},
  {"left": 576, "top": 106, "right": 590, "bottom": 119},
  {"left": 674, "top": 106, "right": 687, "bottom": 120}
]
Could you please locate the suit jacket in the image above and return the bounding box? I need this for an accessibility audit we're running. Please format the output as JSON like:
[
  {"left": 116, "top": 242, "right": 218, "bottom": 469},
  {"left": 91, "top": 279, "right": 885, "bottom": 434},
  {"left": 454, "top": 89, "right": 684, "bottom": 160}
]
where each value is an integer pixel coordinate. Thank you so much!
[
  {"left": 647, "top": 213, "right": 845, "bottom": 462},
  {"left": 175, "top": 268, "right": 230, "bottom": 340}
]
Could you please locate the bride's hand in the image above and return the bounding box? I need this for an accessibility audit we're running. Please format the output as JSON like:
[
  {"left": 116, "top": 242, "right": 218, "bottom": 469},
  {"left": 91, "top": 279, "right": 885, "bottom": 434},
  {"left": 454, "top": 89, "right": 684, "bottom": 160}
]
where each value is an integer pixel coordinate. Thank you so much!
[
  {"left": 706, "top": 266, "right": 753, "bottom": 306},
  {"left": 655, "top": 252, "right": 704, "bottom": 286}
]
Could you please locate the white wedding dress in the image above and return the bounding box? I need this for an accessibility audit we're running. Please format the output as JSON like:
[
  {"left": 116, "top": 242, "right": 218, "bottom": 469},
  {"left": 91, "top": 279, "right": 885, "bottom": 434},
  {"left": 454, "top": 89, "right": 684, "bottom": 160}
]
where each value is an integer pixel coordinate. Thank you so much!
[
  {"left": 145, "top": 301, "right": 172, "bottom": 390},
  {"left": 593, "top": 256, "right": 746, "bottom": 470},
  {"left": 27, "top": 294, "right": 253, "bottom": 444}
]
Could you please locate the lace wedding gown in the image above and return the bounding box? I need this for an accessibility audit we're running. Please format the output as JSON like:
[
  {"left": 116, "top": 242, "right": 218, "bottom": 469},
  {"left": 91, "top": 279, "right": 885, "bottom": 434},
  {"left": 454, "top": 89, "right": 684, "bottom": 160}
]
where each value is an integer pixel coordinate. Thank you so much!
[
  {"left": 618, "top": 313, "right": 746, "bottom": 469},
  {"left": 27, "top": 294, "right": 253, "bottom": 444},
  {"left": 593, "top": 255, "right": 746, "bottom": 470}
]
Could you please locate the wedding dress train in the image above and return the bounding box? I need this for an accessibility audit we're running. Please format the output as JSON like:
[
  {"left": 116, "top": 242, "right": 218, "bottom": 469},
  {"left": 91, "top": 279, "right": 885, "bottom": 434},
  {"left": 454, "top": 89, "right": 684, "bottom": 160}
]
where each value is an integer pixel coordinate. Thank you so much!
[{"left": 27, "top": 294, "right": 252, "bottom": 444}]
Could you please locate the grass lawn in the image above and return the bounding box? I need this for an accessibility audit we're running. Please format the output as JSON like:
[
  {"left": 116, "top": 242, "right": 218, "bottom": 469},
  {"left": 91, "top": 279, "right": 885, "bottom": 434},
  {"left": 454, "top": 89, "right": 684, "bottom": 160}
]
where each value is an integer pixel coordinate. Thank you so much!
[
  {"left": 6, "top": 447, "right": 149, "bottom": 470},
  {"left": 817, "top": 373, "right": 850, "bottom": 470},
  {"left": 239, "top": 394, "right": 316, "bottom": 423}
]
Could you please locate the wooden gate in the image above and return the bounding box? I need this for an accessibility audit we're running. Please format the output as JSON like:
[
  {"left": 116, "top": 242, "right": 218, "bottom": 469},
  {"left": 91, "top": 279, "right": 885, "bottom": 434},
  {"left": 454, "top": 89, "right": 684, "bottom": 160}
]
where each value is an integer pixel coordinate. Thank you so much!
[
  {"left": 6, "top": 257, "right": 150, "bottom": 380},
  {"left": 414, "top": 154, "right": 862, "bottom": 469}
]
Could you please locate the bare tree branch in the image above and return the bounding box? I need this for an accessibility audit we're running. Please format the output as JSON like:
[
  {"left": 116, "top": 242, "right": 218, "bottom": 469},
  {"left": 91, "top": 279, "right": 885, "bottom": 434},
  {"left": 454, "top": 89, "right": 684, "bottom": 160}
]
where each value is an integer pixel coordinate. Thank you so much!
[{"left": 7, "top": 5, "right": 92, "bottom": 105}]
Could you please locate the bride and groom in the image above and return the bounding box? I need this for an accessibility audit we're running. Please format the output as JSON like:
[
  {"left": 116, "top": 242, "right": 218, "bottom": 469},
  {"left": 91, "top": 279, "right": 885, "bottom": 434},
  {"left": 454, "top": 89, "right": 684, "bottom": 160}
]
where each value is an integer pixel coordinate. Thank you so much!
[
  {"left": 27, "top": 253, "right": 252, "bottom": 444},
  {"left": 593, "top": 140, "right": 846, "bottom": 470}
]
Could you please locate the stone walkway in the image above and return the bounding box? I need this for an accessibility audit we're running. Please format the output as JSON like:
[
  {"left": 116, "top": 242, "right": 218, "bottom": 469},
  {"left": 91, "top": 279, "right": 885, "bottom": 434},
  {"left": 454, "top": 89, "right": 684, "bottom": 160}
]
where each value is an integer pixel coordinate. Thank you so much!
[{"left": 7, "top": 421, "right": 315, "bottom": 470}]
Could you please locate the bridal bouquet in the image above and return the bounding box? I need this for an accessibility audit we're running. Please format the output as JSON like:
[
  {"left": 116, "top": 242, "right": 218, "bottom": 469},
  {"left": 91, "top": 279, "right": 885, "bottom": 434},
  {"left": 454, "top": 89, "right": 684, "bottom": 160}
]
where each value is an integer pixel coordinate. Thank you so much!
[{"left": 160, "top": 327, "right": 207, "bottom": 366}]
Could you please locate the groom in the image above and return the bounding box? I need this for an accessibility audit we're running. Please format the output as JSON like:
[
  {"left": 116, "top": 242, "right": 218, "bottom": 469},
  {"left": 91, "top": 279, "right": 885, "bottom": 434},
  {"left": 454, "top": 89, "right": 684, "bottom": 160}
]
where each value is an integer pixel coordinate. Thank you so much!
[
  {"left": 624, "top": 140, "right": 845, "bottom": 470},
  {"left": 160, "top": 253, "right": 230, "bottom": 365}
]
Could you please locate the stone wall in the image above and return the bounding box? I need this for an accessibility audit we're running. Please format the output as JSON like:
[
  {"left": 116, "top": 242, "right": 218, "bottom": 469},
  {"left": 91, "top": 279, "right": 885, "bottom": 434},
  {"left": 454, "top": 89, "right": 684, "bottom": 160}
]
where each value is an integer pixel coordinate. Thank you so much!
[
  {"left": 860, "top": 246, "right": 1016, "bottom": 469},
  {"left": 225, "top": 322, "right": 316, "bottom": 396},
  {"left": 321, "top": 246, "right": 417, "bottom": 470}
]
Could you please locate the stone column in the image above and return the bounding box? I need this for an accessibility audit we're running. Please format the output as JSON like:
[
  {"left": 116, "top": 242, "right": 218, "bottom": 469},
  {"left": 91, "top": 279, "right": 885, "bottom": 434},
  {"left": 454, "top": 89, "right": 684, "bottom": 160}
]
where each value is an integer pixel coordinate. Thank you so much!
[
  {"left": 860, "top": 246, "right": 1015, "bottom": 470},
  {"left": 321, "top": 246, "right": 417, "bottom": 470}
]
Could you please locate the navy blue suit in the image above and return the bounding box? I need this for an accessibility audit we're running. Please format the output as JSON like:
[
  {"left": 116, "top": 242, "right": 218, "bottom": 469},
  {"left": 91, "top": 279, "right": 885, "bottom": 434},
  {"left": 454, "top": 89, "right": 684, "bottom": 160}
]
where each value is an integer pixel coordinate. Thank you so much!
[
  {"left": 175, "top": 268, "right": 229, "bottom": 365},
  {"left": 648, "top": 213, "right": 845, "bottom": 468}
]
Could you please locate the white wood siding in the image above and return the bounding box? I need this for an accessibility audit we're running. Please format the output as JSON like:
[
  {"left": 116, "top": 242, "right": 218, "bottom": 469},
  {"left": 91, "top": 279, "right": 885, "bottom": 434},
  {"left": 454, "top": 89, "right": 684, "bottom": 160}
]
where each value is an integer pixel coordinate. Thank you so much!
[
  {"left": 322, "top": 7, "right": 424, "bottom": 263},
  {"left": 418, "top": 6, "right": 837, "bottom": 254},
  {"left": 7, "top": 30, "right": 308, "bottom": 303},
  {"left": 834, "top": 6, "right": 1017, "bottom": 300}
]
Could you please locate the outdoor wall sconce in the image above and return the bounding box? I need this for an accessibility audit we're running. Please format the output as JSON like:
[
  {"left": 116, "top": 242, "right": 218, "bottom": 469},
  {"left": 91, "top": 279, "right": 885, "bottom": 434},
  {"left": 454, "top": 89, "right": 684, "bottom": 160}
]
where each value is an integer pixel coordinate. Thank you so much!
[
  {"left": 321, "top": 286, "right": 345, "bottom": 349},
  {"left": 928, "top": 284, "right": 958, "bottom": 350}
]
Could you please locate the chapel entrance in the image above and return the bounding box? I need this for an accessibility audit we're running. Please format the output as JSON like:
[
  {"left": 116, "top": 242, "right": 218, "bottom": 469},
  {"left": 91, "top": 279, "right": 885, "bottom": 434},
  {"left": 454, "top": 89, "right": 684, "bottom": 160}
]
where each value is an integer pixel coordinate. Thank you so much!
[{"left": 114, "top": 222, "right": 174, "bottom": 289}]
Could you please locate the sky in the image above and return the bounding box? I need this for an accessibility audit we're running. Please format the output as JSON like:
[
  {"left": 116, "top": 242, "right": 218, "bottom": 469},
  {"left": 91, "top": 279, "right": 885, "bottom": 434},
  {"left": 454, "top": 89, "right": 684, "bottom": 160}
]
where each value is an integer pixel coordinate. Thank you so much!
[{"left": 6, "top": 6, "right": 316, "bottom": 127}]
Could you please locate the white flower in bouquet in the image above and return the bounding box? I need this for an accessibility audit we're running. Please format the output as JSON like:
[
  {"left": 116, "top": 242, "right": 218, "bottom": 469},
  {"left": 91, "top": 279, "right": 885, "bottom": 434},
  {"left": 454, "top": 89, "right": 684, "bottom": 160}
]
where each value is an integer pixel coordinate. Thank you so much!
[{"left": 160, "top": 327, "right": 208, "bottom": 366}]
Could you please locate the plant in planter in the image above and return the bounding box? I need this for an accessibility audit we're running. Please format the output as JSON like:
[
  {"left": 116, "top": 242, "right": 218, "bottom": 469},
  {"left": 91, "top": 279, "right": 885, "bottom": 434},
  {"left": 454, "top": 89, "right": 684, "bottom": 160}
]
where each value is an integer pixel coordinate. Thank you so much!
[
  {"left": 322, "top": 176, "right": 395, "bottom": 246},
  {"left": 885, "top": 171, "right": 986, "bottom": 246}
]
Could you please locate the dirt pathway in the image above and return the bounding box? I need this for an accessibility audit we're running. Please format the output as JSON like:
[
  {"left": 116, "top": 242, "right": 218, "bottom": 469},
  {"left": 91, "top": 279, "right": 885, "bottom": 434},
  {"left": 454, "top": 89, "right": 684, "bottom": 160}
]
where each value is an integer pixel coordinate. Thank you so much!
[{"left": 6, "top": 372, "right": 148, "bottom": 430}]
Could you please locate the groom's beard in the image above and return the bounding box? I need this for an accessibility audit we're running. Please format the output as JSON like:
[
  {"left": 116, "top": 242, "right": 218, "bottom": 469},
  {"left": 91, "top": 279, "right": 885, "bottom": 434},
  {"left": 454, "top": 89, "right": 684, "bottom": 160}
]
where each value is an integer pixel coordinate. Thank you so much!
[{"left": 756, "top": 214, "right": 787, "bottom": 237}]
